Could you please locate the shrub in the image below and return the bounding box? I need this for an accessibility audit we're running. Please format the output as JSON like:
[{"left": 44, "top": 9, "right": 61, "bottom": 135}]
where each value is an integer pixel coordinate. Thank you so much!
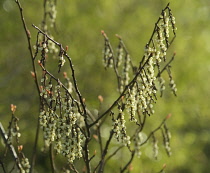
[{"left": 0, "top": 1, "right": 177, "bottom": 172}]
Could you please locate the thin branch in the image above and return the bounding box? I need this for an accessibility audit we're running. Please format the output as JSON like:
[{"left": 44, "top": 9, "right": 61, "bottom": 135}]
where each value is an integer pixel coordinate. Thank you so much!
[
  {"left": 0, "top": 123, "right": 22, "bottom": 170},
  {"left": 96, "top": 131, "right": 114, "bottom": 173},
  {"left": 15, "top": 2, "right": 42, "bottom": 172},
  {"left": 0, "top": 159, "right": 6, "bottom": 173},
  {"left": 120, "top": 151, "right": 135, "bottom": 173},
  {"left": 140, "top": 116, "right": 168, "bottom": 147},
  {"left": 30, "top": 118, "right": 40, "bottom": 173},
  {"left": 104, "top": 145, "right": 124, "bottom": 165},
  {"left": 70, "top": 164, "right": 80, "bottom": 173},
  {"left": 156, "top": 53, "right": 176, "bottom": 78},
  {"left": 15, "top": 1, "right": 40, "bottom": 95},
  {"left": 49, "top": 144, "right": 56, "bottom": 173}
]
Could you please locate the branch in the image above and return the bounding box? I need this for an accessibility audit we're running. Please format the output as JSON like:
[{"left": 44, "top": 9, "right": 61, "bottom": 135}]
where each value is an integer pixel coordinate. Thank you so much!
[
  {"left": 95, "top": 131, "right": 114, "bottom": 173},
  {"left": 15, "top": 0, "right": 40, "bottom": 95},
  {"left": 156, "top": 53, "right": 176, "bottom": 78},
  {"left": 70, "top": 164, "right": 80, "bottom": 173},
  {"left": 14, "top": 2, "right": 42, "bottom": 172},
  {"left": 49, "top": 144, "right": 56, "bottom": 173},
  {"left": 104, "top": 145, "right": 124, "bottom": 165},
  {"left": 0, "top": 123, "right": 22, "bottom": 170},
  {"left": 140, "top": 114, "right": 170, "bottom": 146},
  {"left": 120, "top": 151, "right": 135, "bottom": 173},
  {"left": 30, "top": 118, "right": 40, "bottom": 173}
]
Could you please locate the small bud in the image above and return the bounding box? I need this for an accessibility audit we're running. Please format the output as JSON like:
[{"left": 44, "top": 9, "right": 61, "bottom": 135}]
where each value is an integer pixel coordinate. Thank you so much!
[
  {"left": 101, "top": 30, "right": 107, "bottom": 37},
  {"left": 93, "top": 134, "right": 98, "bottom": 140},
  {"left": 115, "top": 34, "right": 121, "bottom": 39},
  {"left": 30, "top": 71, "right": 35, "bottom": 79},
  {"left": 166, "top": 113, "right": 172, "bottom": 119},
  {"left": 27, "top": 29, "right": 31, "bottom": 38},
  {"left": 18, "top": 145, "right": 23, "bottom": 152},
  {"left": 128, "top": 164, "right": 133, "bottom": 171},
  {"left": 11, "top": 104, "right": 17, "bottom": 113},
  {"left": 65, "top": 46, "right": 68, "bottom": 52},
  {"left": 162, "top": 163, "right": 167, "bottom": 169},
  {"left": 63, "top": 72, "right": 67, "bottom": 78},
  {"left": 98, "top": 95, "right": 103, "bottom": 103}
]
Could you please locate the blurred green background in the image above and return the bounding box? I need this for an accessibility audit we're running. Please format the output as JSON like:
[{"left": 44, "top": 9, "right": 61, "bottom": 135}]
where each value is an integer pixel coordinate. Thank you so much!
[{"left": 1, "top": 0, "right": 210, "bottom": 172}]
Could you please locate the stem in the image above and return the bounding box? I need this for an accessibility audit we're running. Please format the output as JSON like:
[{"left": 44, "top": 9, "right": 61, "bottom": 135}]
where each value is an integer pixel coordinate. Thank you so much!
[
  {"left": 96, "top": 131, "right": 114, "bottom": 173},
  {"left": 15, "top": 1, "right": 42, "bottom": 172},
  {"left": 140, "top": 117, "right": 167, "bottom": 146},
  {"left": 0, "top": 123, "right": 22, "bottom": 170},
  {"left": 30, "top": 118, "right": 40, "bottom": 173},
  {"left": 15, "top": 1, "right": 40, "bottom": 95},
  {"left": 104, "top": 145, "right": 124, "bottom": 165},
  {"left": 70, "top": 164, "right": 80, "bottom": 173},
  {"left": 49, "top": 144, "right": 56, "bottom": 173},
  {"left": 156, "top": 53, "right": 175, "bottom": 78},
  {"left": 120, "top": 151, "right": 135, "bottom": 173},
  {"left": 0, "top": 159, "right": 6, "bottom": 173}
]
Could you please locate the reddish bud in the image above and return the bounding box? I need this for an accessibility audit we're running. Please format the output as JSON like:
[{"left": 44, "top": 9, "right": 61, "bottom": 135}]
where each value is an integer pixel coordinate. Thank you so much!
[
  {"left": 128, "top": 164, "right": 133, "bottom": 171},
  {"left": 46, "top": 89, "right": 52, "bottom": 95},
  {"left": 162, "top": 163, "right": 167, "bottom": 169},
  {"left": 30, "top": 71, "right": 35, "bottom": 79},
  {"left": 115, "top": 34, "right": 121, "bottom": 39},
  {"left": 63, "top": 72, "right": 67, "bottom": 78},
  {"left": 166, "top": 113, "right": 172, "bottom": 119},
  {"left": 27, "top": 29, "right": 31, "bottom": 38},
  {"left": 98, "top": 95, "right": 103, "bottom": 103},
  {"left": 40, "top": 85, "right": 43, "bottom": 91},
  {"left": 101, "top": 30, "right": 107, "bottom": 37},
  {"left": 93, "top": 134, "right": 98, "bottom": 140},
  {"left": 18, "top": 145, "right": 23, "bottom": 152},
  {"left": 10, "top": 104, "right": 17, "bottom": 113},
  {"left": 65, "top": 46, "right": 68, "bottom": 52}
]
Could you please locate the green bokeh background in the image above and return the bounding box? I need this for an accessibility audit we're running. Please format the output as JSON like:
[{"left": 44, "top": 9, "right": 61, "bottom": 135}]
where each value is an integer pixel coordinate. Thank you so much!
[{"left": 1, "top": 0, "right": 210, "bottom": 172}]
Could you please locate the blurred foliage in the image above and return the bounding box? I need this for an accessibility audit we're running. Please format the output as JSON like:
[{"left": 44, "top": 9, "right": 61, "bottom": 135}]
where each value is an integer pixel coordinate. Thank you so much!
[{"left": 0, "top": 0, "right": 210, "bottom": 172}]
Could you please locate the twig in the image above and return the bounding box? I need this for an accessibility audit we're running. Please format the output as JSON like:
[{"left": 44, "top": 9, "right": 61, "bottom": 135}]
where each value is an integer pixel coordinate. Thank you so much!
[
  {"left": 14, "top": 2, "right": 42, "bottom": 172},
  {"left": 96, "top": 131, "right": 114, "bottom": 173},
  {"left": 15, "top": 1, "right": 40, "bottom": 95},
  {"left": 104, "top": 145, "right": 124, "bottom": 165},
  {"left": 0, "top": 158, "right": 6, "bottom": 173},
  {"left": 120, "top": 151, "right": 135, "bottom": 173},
  {"left": 70, "top": 164, "right": 80, "bottom": 173},
  {"left": 0, "top": 123, "right": 22, "bottom": 170},
  {"left": 49, "top": 144, "right": 56, "bottom": 173},
  {"left": 30, "top": 118, "right": 40, "bottom": 173},
  {"left": 156, "top": 53, "right": 176, "bottom": 78},
  {"left": 140, "top": 116, "right": 168, "bottom": 146}
]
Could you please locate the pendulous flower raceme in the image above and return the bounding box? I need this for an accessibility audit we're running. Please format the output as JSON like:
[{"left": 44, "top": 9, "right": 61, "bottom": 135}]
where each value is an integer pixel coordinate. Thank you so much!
[
  {"left": 112, "top": 107, "right": 131, "bottom": 146},
  {"left": 101, "top": 3, "right": 176, "bottom": 159},
  {"left": 39, "top": 75, "right": 85, "bottom": 163}
]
